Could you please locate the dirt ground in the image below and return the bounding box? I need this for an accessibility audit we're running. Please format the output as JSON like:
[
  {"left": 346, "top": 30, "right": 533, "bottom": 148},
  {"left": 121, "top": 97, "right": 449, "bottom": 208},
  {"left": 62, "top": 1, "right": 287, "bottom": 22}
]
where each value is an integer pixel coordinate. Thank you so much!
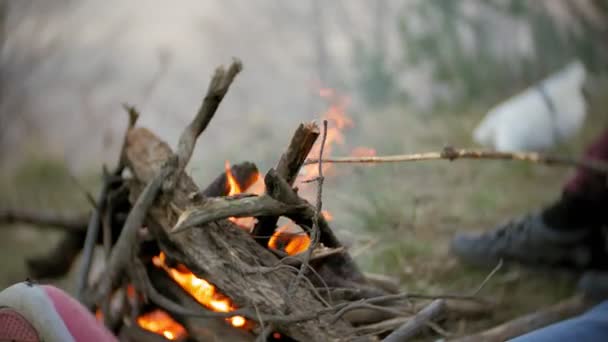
[{"left": 0, "top": 98, "right": 606, "bottom": 339}]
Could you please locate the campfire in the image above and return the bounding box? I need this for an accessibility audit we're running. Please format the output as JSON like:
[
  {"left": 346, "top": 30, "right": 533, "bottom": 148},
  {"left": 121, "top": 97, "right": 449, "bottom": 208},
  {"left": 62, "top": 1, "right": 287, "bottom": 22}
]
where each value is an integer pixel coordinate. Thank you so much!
[{"left": 13, "top": 59, "right": 499, "bottom": 341}]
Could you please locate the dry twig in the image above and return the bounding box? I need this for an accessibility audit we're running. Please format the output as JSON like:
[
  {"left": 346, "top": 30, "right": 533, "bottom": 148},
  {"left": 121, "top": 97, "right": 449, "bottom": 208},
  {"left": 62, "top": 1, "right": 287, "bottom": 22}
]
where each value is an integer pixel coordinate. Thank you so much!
[
  {"left": 171, "top": 59, "right": 242, "bottom": 186},
  {"left": 382, "top": 299, "right": 446, "bottom": 342}
]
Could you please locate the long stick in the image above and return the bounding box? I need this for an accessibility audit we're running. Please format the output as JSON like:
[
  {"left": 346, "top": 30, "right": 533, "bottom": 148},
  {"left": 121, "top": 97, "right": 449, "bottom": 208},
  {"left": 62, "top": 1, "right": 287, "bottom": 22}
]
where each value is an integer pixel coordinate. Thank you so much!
[{"left": 304, "top": 148, "right": 608, "bottom": 174}]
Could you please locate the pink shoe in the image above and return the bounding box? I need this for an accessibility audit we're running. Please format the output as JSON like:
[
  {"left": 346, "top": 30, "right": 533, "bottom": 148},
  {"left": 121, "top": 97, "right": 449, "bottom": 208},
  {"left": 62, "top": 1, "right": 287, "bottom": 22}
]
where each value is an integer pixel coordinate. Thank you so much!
[{"left": 0, "top": 281, "right": 117, "bottom": 342}]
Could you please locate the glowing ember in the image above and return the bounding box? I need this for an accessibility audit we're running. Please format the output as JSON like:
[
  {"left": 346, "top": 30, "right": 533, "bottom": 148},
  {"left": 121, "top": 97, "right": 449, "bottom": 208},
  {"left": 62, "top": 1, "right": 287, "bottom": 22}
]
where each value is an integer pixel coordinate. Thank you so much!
[
  {"left": 153, "top": 252, "right": 247, "bottom": 328},
  {"left": 137, "top": 309, "right": 187, "bottom": 341},
  {"left": 321, "top": 210, "right": 333, "bottom": 221},
  {"left": 268, "top": 224, "right": 311, "bottom": 255}
]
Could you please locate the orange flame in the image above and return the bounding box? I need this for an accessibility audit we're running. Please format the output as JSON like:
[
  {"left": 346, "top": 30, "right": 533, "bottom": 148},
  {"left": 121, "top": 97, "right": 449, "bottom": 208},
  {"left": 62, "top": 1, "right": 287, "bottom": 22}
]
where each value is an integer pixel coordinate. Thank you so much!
[
  {"left": 137, "top": 309, "right": 187, "bottom": 341},
  {"left": 225, "top": 161, "right": 242, "bottom": 196},
  {"left": 302, "top": 89, "right": 353, "bottom": 180},
  {"left": 225, "top": 161, "right": 259, "bottom": 230},
  {"left": 268, "top": 225, "right": 311, "bottom": 255},
  {"left": 152, "top": 252, "right": 247, "bottom": 328}
]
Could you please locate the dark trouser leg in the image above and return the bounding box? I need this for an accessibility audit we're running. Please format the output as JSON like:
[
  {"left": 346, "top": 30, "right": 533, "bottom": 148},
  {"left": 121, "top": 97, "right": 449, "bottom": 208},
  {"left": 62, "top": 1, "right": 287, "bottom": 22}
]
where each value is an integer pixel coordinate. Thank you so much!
[{"left": 543, "top": 128, "right": 608, "bottom": 232}]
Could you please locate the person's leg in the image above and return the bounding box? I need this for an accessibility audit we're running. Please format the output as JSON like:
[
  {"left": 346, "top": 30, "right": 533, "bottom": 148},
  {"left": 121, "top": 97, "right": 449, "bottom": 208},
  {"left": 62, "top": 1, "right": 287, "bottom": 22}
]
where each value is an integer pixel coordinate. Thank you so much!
[
  {"left": 0, "top": 281, "right": 117, "bottom": 342},
  {"left": 510, "top": 300, "right": 608, "bottom": 342},
  {"left": 451, "top": 128, "right": 608, "bottom": 269}
]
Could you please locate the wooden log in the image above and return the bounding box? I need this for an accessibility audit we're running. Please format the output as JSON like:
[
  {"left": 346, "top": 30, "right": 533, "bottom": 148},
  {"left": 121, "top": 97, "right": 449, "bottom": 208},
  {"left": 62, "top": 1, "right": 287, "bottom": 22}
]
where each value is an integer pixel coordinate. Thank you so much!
[
  {"left": 451, "top": 295, "right": 591, "bottom": 342},
  {"left": 200, "top": 162, "right": 259, "bottom": 197},
  {"left": 124, "top": 127, "right": 356, "bottom": 341}
]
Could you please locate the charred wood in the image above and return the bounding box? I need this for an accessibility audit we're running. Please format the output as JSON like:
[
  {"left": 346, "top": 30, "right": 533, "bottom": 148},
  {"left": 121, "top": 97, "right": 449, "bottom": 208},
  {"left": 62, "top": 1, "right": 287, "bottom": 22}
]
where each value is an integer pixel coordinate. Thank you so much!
[{"left": 200, "top": 162, "right": 259, "bottom": 197}]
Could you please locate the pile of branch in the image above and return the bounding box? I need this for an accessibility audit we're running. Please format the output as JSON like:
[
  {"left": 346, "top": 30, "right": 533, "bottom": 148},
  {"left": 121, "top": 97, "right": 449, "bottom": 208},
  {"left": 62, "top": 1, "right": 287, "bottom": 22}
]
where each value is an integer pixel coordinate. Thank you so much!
[{"left": 1, "top": 59, "right": 600, "bottom": 341}]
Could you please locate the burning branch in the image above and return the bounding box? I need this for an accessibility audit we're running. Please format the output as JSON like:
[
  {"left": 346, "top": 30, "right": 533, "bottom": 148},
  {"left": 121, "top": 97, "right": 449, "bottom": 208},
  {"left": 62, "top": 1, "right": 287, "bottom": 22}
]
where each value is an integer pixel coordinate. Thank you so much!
[
  {"left": 288, "top": 120, "right": 328, "bottom": 298},
  {"left": 251, "top": 122, "right": 320, "bottom": 246},
  {"left": 276, "top": 122, "right": 321, "bottom": 185},
  {"left": 171, "top": 195, "right": 307, "bottom": 233},
  {"left": 305, "top": 147, "right": 608, "bottom": 174}
]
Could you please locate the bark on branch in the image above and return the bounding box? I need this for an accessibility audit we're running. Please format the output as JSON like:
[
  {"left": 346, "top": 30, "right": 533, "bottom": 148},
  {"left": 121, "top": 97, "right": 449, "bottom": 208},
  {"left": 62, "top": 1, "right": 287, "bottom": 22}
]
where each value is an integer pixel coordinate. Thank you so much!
[
  {"left": 251, "top": 122, "right": 319, "bottom": 246},
  {"left": 173, "top": 59, "right": 242, "bottom": 180},
  {"left": 172, "top": 194, "right": 307, "bottom": 233},
  {"left": 382, "top": 299, "right": 446, "bottom": 342}
]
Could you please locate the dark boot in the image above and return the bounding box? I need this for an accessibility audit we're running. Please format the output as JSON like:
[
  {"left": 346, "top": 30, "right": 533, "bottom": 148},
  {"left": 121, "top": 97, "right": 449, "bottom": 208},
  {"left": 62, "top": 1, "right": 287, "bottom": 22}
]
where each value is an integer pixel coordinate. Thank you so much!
[{"left": 450, "top": 211, "right": 600, "bottom": 269}]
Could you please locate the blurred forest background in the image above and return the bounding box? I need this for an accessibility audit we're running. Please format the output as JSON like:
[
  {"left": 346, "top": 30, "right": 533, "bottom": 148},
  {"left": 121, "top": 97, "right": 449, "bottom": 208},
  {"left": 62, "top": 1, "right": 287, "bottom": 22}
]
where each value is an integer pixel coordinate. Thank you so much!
[{"left": 1, "top": 0, "right": 607, "bottom": 337}]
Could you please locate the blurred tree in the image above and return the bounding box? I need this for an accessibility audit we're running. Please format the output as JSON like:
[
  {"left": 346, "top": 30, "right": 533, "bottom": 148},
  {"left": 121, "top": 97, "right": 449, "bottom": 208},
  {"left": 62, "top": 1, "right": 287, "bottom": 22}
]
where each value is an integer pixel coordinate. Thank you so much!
[
  {"left": 397, "top": 0, "right": 607, "bottom": 109},
  {"left": 351, "top": 0, "right": 398, "bottom": 108}
]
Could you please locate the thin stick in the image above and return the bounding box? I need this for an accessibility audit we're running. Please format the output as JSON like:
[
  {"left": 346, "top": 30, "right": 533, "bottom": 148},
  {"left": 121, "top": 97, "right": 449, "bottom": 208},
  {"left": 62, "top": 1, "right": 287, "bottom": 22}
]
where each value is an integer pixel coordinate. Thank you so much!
[
  {"left": 288, "top": 120, "right": 328, "bottom": 299},
  {"left": 382, "top": 299, "right": 446, "bottom": 342},
  {"left": 304, "top": 147, "right": 608, "bottom": 174},
  {"left": 471, "top": 259, "right": 503, "bottom": 296}
]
